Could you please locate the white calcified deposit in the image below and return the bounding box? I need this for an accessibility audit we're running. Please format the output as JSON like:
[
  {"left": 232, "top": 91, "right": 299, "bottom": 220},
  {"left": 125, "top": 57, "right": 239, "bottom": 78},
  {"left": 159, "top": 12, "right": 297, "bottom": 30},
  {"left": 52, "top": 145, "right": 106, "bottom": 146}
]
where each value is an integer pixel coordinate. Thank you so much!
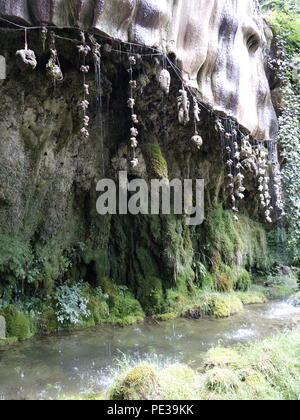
[{"left": 0, "top": 0, "right": 277, "bottom": 140}]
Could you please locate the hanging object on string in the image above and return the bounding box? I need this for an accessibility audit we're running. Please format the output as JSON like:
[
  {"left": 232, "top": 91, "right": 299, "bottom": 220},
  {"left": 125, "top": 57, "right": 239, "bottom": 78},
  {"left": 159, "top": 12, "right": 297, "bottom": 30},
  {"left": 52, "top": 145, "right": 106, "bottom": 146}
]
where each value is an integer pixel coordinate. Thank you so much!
[
  {"left": 177, "top": 87, "right": 190, "bottom": 125},
  {"left": 193, "top": 98, "right": 201, "bottom": 123},
  {"left": 16, "top": 28, "right": 37, "bottom": 71},
  {"left": 191, "top": 132, "right": 203, "bottom": 149},
  {"left": 190, "top": 98, "right": 203, "bottom": 149},
  {"left": 41, "top": 26, "right": 48, "bottom": 53},
  {"left": 159, "top": 68, "right": 171, "bottom": 95},
  {"left": 46, "top": 31, "right": 63, "bottom": 83},
  {"left": 127, "top": 52, "right": 139, "bottom": 168},
  {"left": 78, "top": 31, "right": 91, "bottom": 139}
]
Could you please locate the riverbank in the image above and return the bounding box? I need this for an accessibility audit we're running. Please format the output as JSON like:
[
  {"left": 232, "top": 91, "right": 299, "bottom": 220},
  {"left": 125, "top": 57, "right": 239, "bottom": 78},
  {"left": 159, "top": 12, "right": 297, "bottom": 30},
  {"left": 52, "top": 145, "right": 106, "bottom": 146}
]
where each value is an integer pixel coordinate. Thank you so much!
[
  {"left": 0, "top": 282, "right": 298, "bottom": 347},
  {"left": 1, "top": 300, "right": 299, "bottom": 400},
  {"left": 71, "top": 329, "right": 300, "bottom": 400}
]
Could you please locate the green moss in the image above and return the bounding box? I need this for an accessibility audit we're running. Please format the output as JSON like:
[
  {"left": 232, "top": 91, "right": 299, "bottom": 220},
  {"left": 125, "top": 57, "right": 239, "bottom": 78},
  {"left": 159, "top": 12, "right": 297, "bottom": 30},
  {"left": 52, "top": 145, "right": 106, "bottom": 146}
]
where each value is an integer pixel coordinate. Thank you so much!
[
  {"left": 136, "top": 276, "right": 164, "bottom": 315},
  {"left": 0, "top": 305, "right": 32, "bottom": 339},
  {"left": 97, "top": 277, "right": 118, "bottom": 306},
  {"left": 236, "top": 290, "right": 267, "bottom": 305},
  {"left": 215, "top": 264, "right": 233, "bottom": 292},
  {"left": 159, "top": 364, "right": 198, "bottom": 400},
  {"left": 0, "top": 337, "right": 18, "bottom": 347},
  {"left": 206, "top": 205, "right": 268, "bottom": 270},
  {"left": 85, "top": 331, "right": 300, "bottom": 401},
  {"left": 202, "top": 347, "right": 245, "bottom": 371},
  {"left": 163, "top": 289, "right": 190, "bottom": 314},
  {"left": 109, "top": 365, "right": 160, "bottom": 400},
  {"left": 142, "top": 143, "right": 168, "bottom": 179},
  {"left": 87, "top": 297, "right": 109, "bottom": 325},
  {"left": 79, "top": 331, "right": 300, "bottom": 401},
  {"left": 109, "top": 291, "right": 145, "bottom": 325},
  {"left": 38, "top": 308, "right": 58, "bottom": 333},
  {"left": 238, "top": 368, "right": 267, "bottom": 388},
  {"left": 199, "top": 271, "right": 216, "bottom": 291},
  {"left": 265, "top": 285, "right": 295, "bottom": 300},
  {"left": 183, "top": 292, "right": 244, "bottom": 319},
  {"left": 233, "top": 268, "right": 251, "bottom": 291},
  {"left": 204, "top": 367, "right": 241, "bottom": 392},
  {"left": 205, "top": 294, "right": 243, "bottom": 318},
  {"left": 153, "top": 312, "right": 177, "bottom": 321}
]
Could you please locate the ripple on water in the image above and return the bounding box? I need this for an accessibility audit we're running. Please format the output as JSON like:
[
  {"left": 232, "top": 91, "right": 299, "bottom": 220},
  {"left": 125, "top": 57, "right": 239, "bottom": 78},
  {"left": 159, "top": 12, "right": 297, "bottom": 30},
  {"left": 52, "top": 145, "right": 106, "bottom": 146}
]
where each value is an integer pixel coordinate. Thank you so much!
[
  {"left": 223, "top": 327, "right": 257, "bottom": 341},
  {"left": 263, "top": 302, "right": 300, "bottom": 319}
]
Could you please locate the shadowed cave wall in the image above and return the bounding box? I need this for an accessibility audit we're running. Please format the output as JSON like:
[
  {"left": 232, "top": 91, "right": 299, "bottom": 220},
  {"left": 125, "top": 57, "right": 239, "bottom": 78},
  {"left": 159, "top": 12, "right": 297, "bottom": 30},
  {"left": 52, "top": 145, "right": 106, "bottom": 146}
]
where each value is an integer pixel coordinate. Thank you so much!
[{"left": 0, "top": 1, "right": 278, "bottom": 312}]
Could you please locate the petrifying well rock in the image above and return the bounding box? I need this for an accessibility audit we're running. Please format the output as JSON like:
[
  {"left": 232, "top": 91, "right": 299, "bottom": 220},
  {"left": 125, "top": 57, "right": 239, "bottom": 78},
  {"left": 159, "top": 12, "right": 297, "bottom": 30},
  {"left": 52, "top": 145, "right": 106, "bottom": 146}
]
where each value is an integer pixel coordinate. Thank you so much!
[{"left": 0, "top": 0, "right": 277, "bottom": 140}]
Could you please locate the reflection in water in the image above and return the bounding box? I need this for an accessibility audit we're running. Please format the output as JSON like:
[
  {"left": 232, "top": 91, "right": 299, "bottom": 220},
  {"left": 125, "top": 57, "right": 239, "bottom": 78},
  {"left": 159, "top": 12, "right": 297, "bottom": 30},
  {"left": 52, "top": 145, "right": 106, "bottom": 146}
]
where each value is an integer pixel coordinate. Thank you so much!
[{"left": 0, "top": 301, "right": 300, "bottom": 400}]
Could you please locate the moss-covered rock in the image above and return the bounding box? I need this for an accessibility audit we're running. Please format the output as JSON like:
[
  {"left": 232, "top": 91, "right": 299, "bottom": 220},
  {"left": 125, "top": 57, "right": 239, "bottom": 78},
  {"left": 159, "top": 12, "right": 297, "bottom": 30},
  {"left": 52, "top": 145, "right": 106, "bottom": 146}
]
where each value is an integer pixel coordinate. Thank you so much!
[
  {"left": 205, "top": 294, "right": 243, "bottom": 318},
  {"left": 109, "top": 291, "right": 145, "bottom": 326},
  {"left": 183, "top": 292, "right": 244, "bottom": 319},
  {"left": 202, "top": 347, "right": 245, "bottom": 371},
  {"left": 0, "top": 305, "right": 32, "bottom": 339},
  {"left": 236, "top": 291, "right": 267, "bottom": 305},
  {"left": 109, "top": 365, "right": 160, "bottom": 400},
  {"left": 136, "top": 276, "right": 164, "bottom": 315}
]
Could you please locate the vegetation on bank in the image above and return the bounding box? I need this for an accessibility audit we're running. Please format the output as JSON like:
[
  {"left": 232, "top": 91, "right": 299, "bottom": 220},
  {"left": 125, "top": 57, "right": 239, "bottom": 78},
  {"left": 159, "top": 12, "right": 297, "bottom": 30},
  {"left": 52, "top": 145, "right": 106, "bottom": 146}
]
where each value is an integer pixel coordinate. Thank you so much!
[
  {"left": 0, "top": 282, "right": 297, "bottom": 344},
  {"left": 0, "top": 205, "right": 298, "bottom": 344},
  {"left": 260, "top": 0, "right": 300, "bottom": 264},
  {"left": 66, "top": 330, "right": 300, "bottom": 400}
]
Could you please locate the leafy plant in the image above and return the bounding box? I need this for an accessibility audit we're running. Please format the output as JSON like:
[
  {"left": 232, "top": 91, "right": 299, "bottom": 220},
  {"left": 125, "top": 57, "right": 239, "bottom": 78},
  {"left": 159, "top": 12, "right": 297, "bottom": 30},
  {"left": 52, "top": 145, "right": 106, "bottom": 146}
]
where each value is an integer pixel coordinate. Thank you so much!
[{"left": 54, "top": 282, "right": 90, "bottom": 325}]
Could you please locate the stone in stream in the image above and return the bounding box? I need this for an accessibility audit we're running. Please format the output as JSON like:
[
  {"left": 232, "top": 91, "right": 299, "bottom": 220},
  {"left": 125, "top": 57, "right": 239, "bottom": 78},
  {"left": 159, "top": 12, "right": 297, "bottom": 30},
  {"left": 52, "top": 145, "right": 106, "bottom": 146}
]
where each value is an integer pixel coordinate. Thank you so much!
[{"left": 0, "top": 315, "right": 6, "bottom": 339}]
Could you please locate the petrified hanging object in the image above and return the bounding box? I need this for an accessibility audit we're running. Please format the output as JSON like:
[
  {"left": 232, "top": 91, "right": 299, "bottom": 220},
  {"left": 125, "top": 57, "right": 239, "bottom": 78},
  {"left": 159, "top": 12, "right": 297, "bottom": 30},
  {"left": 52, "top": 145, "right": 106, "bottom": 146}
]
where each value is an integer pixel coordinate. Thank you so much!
[
  {"left": 191, "top": 132, "right": 203, "bottom": 149},
  {"left": 16, "top": 29, "right": 37, "bottom": 71},
  {"left": 159, "top": 68, "right": 171, "bottom": 95},
  {"left": 46, "top": 31, "right": 63, "bottom": 82},
  {"left": 127, "top": 98, "right": 135, "bottom": 109},
  {"left": 177, "top": 87, "right": 190, "bottom": 125},
  {"left": 128, "top": 52, "right": 139, "bottom": 168},
  {"left": 193, "top": 98, "right": 201, "bottom": 123},
  {"left": 78, "top": 31, "right": 91, "bottom": 139},
  {"left": 190, "top": 97, "right": 203, "bottom": 149},
  {"left": 16, "top": 49, "right": 37, "bottom": 70},
  {"left": 256, "top": 143, "right": 274, "bottom": 223},
  {"left": 41, "top": 27, "right": 48, "bottom": 52}
]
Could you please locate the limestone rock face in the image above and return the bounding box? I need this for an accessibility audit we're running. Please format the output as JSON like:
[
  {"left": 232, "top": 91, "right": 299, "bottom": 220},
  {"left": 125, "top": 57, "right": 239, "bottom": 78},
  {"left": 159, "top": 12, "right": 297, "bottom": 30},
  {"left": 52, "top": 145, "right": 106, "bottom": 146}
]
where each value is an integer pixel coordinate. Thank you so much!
[
  {"left": 0, "top": 315, "right": 6, "bottom": 339},
  {"left": 0, "top": 0, "right": 277, "bottom": 139}
]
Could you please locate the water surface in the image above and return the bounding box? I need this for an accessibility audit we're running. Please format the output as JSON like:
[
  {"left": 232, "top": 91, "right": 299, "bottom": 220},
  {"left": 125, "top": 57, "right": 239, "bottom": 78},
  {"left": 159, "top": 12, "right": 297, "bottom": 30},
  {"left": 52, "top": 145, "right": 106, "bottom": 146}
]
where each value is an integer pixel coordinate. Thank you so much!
[{"left": 0, "top": 300, "right": 300, "bottom": 400}]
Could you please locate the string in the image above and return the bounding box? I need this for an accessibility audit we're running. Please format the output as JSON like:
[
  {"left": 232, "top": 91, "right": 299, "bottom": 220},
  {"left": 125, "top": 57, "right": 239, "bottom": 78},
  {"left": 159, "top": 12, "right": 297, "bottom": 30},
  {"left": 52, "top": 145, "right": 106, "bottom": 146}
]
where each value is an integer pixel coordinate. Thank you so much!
[{"left": 0, "top": 15, "right": 278, "bottom": 145}]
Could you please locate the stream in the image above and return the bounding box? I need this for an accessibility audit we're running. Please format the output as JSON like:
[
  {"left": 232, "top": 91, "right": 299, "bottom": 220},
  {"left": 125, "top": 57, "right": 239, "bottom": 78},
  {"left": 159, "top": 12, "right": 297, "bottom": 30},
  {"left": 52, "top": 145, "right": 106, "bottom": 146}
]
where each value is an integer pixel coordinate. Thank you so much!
[{"left": 0, "top": 300, "right": 300, "bottom": 400}]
